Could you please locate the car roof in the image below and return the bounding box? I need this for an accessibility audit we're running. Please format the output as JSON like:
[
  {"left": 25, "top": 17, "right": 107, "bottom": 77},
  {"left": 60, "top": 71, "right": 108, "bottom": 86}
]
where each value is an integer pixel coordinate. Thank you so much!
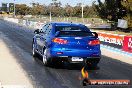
[{"left": 50, "top": 22, "right": 84, "bottom": 27}]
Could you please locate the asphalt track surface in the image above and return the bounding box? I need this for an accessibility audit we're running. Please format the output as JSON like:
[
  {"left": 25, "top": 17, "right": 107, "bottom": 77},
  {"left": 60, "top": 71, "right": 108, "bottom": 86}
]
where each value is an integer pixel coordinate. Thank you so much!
[{"left": 0, "top": 20, "right": 132, "bottom": 88}]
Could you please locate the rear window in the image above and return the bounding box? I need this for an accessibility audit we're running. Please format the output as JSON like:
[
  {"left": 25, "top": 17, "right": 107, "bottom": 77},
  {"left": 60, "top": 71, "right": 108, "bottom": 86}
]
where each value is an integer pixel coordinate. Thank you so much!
[
  {"left": 55, "top": 26, "right": 82, "bottom": 32},
  {"left": 57, "top": 31, "right": 94, "bottom": 37}
]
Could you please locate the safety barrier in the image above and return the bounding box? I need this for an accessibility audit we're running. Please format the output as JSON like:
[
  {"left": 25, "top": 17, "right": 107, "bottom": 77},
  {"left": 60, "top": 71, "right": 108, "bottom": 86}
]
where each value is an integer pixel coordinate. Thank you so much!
[
  {"left": 4, "top": 17, "right": 19, "bottom": 23},
  {"left": 97, "top": 32, "right": 125, "bottom": 49},
  {"left": 123, "top": 36, "right": 132, "bottom": 53},
  {"left": 97, "top": 32, "right": 132, "bottom": 53},
  {"left": 3, "top": 17, "right": 45, "bottom": 29}
]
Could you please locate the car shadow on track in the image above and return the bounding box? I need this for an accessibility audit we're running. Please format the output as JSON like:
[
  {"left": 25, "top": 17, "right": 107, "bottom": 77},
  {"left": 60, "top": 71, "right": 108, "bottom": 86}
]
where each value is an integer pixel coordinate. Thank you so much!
[{"left": 33, "top": 56, "right": 100, "bottom": 71}]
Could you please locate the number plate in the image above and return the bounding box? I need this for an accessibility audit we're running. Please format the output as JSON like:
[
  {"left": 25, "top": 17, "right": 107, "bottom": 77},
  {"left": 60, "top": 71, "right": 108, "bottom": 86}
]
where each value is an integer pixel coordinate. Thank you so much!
[{"left": 71, "top": 57, "right": 83, "bottom": 61}]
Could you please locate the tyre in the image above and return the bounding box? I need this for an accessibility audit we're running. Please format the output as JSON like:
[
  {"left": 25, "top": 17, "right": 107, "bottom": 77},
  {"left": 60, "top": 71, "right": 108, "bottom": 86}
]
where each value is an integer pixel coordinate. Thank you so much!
[
  {"left": 42, "top": 48, "right": 51, "bottom": 66},
  {"left": 32, "top": 41, "right": 37, "bottom": 57}
]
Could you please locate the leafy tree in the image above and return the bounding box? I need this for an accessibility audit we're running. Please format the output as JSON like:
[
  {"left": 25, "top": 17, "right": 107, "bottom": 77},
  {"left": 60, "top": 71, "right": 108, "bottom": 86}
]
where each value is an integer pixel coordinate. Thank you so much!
[
  {"left": 31, "top": 3, "right": 47, "bottom": 15},
  {"left": 121, "top": 0, "right": 132, "bottom": 29},
  {"left": 15, "top": 4, "right": 30, "bottom": 15},
  {"left": 95, "top": 0, "right": 131, "bottom": 30},
  {"left": 83, "top": 5, "right": 98, "bottom": 18},
  {"left": 95, "top": 0, "right": 127, "bottom": 21},
  {"left": 49, "top": 1, "right": 62, "bottom": 17},
  {"left": 73, "top": 3, "right": 82, "bottom": 17},
  {"left": 64, "top": 4, "right": 74, "bottom": 17}
]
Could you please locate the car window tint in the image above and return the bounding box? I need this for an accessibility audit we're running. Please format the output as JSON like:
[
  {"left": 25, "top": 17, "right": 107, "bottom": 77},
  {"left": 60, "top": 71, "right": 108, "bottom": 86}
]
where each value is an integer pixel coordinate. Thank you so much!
[
  {"left": 57, "top": 31, "right": 94, "bottom": 37},
  {"left": 42, "top": 24, "right": 48, "bottom": 32},
  {"left": 48, "top": 25, "right": 52, "bottom": 35},
  {"left": 45, "top": 24, "right": 52, "bottom": 35},
  {"left": 55, "top": 26, "right": 81, "bottom": 32}
]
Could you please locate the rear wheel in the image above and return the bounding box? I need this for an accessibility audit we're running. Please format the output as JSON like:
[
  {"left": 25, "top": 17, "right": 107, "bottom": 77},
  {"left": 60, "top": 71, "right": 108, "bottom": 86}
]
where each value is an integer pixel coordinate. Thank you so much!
[
  {"left": 42, "top": 48, "right": 51, "bottom": 66},
  {"left": 32, "top": 42, "right": 37, "bottom": 57}
]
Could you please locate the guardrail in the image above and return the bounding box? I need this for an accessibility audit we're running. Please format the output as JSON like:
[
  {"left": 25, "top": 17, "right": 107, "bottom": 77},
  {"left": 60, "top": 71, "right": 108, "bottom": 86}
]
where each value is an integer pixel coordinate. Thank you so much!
[
  {"left": 123, "top": 36, "right": 132, "bottom": 53},
  {"left": 3, "top": 17, "right": 19, "bottom": 23},
  {"left": 96, "top": 31, "right": 132, "bottom": 53}
]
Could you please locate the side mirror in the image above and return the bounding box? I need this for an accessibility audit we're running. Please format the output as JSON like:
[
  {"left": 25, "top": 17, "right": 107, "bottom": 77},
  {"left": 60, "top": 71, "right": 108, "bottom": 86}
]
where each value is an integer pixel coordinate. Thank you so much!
[
  {"left": 39, "top": 29, "right": 44, "bottom": 33},
  {"left": 34, "top": 29, "right": 39, "bottom": 34}
]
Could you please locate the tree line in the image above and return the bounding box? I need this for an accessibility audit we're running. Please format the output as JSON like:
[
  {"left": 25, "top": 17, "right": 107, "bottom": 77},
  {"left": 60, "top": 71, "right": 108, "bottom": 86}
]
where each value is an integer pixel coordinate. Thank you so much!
[
  {"left": 15, "top": 3, "right": 97, "bottom": 18},
  {"left": 15, "top": 0, "right": 132, "bottom": 29}
]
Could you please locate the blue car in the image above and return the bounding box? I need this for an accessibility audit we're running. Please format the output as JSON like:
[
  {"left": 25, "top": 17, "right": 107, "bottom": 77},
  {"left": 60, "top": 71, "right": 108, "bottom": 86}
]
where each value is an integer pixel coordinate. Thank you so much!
[{"left": 32, "top": 22, "right": 101, "bottom": 67}]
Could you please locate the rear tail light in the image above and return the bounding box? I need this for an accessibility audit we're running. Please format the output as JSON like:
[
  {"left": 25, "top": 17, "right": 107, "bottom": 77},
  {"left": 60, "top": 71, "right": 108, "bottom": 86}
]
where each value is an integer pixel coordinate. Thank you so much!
[
  {"left": 88, "top": 40, "right": 100, "bottom": 45},
  {"left": 52, "top": 38, "right": 68, "bottom": 44},
  {"left": 57, "top": 52, "right": 63, "bottom": 54}
]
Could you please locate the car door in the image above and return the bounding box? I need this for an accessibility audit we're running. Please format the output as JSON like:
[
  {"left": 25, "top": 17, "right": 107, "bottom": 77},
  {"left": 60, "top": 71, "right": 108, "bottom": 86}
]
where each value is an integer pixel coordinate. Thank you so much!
[
  {"left": 36, "top": 24, "right": 49, "bottom": 54},
  {"left": 40, "top": 23, "right": 53, "bottom": 54}
]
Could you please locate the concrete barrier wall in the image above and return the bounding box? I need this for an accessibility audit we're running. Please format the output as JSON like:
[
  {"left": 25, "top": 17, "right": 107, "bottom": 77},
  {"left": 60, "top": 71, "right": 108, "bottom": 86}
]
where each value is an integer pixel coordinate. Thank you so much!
[
  {"left": 3, "top": 17, "right": 45, "bottom": 29},
  {"left": 21, "top": 20, "right": 45, "bottom": 29},
  {"left": 97, "top": 32, "right": 125, "bottom": 49},
  {"left": 4, "top": 17, "right": 19, "bottom": 23},
  {"left": 97, "top": 31, "right": 132, "bottom": 53}
]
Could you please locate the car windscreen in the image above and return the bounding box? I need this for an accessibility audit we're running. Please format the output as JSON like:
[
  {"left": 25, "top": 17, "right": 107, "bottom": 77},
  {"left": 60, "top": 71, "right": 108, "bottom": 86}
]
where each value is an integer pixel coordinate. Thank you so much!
[
  {"left": 56, "top": 31, "right": 94, "bottom": 37},
  {"left": 55, "top": 26, "right": 83, "bottom": 32}
]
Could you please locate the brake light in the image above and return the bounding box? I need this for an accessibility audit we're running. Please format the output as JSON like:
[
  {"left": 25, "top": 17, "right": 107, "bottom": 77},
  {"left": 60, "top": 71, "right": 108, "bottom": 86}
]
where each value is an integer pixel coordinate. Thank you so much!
[
  {"left": 88, "top": 40, "right": 100, "bottom": 45},
  {"left": 52, "top": 38, "right": 68, "bottom": 44},
  {"left": 57, "top": 52, "right": 63, "bottom": 54}
]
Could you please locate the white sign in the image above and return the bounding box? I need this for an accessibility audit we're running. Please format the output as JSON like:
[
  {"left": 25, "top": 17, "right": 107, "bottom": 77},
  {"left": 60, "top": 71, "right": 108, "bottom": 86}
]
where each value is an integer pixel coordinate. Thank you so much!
[{"left": 118, "top": 19, "right": 128, "bottom": 28}]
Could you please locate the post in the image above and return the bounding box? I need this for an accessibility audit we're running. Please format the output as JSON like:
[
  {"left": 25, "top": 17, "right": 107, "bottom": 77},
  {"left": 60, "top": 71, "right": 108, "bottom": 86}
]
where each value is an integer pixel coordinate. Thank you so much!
[
  {"left": 50, "top": 11, "right": 51, "bottom": 22},
  {"left": 82, "top": 4, "right": 84, "bottom": 18},
  {"left": 49, "top": 2, "right": 53, "bottom": 22},
  {"left": 14, "top": 0, "right": 15, "bottom": 17},
  {"left": 82, "top": 3, "right": 84, "bottom": 23}
]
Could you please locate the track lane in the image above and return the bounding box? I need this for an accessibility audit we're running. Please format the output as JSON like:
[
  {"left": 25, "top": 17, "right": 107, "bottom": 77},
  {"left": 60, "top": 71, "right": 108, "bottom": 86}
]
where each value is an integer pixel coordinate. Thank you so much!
[{"left": 0, "top": 20, "right": 132, "bottom": 88}]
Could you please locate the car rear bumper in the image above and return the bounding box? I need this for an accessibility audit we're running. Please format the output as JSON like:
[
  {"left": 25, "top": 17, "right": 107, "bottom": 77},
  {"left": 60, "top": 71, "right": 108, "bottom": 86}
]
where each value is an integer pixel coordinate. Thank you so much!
[
  {"left": 47, "top": 48, "right": 101, "bottom": 63},
  {"left": 66, "top": 56, "right": 100, "bottom": 63},
  {"left": 50, "top": 56, "right": 100, "bottom": 63},
  {"left": 49, "top": 48, "right": 101, "bottom": 57}
]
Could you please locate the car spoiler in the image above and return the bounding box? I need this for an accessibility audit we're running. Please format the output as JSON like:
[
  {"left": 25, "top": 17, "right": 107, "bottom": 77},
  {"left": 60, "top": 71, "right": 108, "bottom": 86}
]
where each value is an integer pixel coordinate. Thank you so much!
[
  {"left": 55, "top": 31, "right": 98, "bottom": 38},
  {"left": 91, "top": 32, "right": 98, "bottom": 38}
]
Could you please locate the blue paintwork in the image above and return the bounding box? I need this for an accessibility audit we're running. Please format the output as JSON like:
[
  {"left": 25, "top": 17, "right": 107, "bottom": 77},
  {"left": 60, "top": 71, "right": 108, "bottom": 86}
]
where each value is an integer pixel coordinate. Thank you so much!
[{"left": 33, "top": 22, "right": 101, "bottom": 62}]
